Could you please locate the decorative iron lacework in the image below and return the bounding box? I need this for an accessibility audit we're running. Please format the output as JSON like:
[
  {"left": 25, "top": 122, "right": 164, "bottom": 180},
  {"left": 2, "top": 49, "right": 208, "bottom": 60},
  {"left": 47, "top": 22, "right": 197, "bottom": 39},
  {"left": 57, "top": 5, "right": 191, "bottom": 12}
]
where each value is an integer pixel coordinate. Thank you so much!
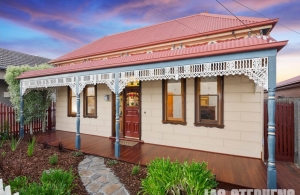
[
  {"left": 119, "top": 57, "right": 268, "bottom": 93},
  {"left": 21, "top": 73, "right": 115, "bottom": 95}
]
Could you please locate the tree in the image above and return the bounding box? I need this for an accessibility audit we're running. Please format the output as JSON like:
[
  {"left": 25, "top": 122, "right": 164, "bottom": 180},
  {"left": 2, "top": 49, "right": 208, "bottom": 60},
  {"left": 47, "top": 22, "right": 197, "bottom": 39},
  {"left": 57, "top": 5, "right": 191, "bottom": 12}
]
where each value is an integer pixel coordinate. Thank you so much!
[{"left": 4, "top": 64, "right": 53, "bottom": 134}]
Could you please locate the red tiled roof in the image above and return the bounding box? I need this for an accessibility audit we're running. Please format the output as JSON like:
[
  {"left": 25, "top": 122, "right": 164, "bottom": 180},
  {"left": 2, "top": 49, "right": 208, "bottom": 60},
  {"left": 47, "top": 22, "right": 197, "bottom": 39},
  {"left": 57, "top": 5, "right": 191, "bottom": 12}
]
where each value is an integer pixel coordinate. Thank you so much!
[
  {"left": 51, "top": 13, "right": 275, "bottom": 63},
  {"left": 277, "top": 75, "right": 300, "bottom": 88},
  {"left": 18, "top": 36, "right": 287, "bottom": 79}
]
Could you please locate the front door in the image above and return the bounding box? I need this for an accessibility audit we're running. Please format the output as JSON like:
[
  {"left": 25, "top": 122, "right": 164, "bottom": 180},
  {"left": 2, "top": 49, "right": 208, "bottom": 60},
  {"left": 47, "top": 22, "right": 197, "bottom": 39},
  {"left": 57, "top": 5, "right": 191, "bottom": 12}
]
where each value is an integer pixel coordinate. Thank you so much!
[{"left": 124, "top": 87, "right": 140, "bottom": 139}]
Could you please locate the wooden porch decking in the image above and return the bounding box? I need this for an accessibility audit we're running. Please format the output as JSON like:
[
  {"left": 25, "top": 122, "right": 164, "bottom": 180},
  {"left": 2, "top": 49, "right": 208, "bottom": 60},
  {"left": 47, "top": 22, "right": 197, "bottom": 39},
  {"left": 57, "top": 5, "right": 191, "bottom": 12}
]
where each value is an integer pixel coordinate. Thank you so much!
[{"left": 35, "top": 130, "right": 299, "bottom": 192}]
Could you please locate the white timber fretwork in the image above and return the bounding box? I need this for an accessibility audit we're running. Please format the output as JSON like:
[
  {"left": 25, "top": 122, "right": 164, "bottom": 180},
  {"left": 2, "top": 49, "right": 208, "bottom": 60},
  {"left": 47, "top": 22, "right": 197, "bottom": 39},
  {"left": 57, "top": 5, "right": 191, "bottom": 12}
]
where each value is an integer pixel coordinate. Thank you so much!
[
  {"left": 21, "top": 73, "right": 115, "bottom": 95},
  {"left": 119, "top": 57, "right": 268, "bottom": 93},
  {"left": 21, "top": 57, "right": 268, "bottom": 95}
]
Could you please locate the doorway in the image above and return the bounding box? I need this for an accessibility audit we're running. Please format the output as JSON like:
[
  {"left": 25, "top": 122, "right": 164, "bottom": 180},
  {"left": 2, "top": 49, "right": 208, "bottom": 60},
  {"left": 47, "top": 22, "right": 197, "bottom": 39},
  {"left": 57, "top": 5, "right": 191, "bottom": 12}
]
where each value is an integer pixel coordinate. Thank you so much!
[{"left": 112, "top": 85, "right": 141, "bottom": 140}]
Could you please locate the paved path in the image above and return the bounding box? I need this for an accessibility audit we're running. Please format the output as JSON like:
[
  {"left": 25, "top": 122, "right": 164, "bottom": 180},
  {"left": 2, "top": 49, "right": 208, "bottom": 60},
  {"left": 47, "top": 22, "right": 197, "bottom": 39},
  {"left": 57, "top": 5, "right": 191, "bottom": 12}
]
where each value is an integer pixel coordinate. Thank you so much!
[{"left": 78, "top": 155, "right": 130, "bottom": 195}]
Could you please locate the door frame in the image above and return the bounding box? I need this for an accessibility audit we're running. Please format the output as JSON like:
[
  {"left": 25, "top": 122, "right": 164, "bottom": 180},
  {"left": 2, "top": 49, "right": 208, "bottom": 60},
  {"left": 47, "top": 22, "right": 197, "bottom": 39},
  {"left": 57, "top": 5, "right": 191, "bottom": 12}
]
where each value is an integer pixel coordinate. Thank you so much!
[{"left": 111, "top": 83, "right": 142, "bottom": 140}]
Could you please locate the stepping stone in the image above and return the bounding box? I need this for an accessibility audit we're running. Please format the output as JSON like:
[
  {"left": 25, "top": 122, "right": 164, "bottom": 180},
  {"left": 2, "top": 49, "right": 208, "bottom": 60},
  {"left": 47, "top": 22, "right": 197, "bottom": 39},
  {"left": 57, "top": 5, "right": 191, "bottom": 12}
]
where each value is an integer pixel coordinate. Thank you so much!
[
  {"left": 91, "top": 173, "right": 102, "bottom": 180},
  {"left": 102, "top": 183, "right": 122, "bottom": 195},
  {"left": 90, "top": 165, "right": 106, "bottom": 172},
  {"left": 87, "top": 181, "right": 103, "bottom": 193},
  {"left": 96, "top": 175, "right": 109, "bottom": 184},
  {"left": 113, "top": 187, "right": 129, "bottom": 195},
  {"left": 108, "top": 174, "right": 119, "bottom": 184},
  {"left": 81, "top": 177, "right": 91, "bottom": 186},
  {"left": 79, "top": 170, "right": 94, "bottom": 177},
  {"left": 79, "top": 163, "right": 90, "bottom": 170}
]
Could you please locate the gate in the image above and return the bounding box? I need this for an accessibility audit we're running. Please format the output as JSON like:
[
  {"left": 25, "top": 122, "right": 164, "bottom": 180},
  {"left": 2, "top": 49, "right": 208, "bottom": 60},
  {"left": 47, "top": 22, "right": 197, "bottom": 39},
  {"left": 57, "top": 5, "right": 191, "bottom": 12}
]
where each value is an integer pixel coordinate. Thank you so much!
[{"left": 264, "top": 99, "right": 294, "bottom": 162}]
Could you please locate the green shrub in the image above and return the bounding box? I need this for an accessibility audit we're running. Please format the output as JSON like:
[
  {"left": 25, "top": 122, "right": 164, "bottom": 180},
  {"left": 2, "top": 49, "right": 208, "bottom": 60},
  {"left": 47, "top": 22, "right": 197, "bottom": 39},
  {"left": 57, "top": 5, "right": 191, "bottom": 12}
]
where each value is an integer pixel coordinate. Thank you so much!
[
  {"left": 27, "top": 136, "right": 36, "bottom": 157},
  {"left": 107, "top": 159, "right": 118, "bottom": 165},
  {"left": 131, "top": 163, "right": 140, "bottom": 175},
  {"left": 72, "top": 151, "right": 83, "bottom": 157},
  {"left": 0, "top": 139, "right": 5, "bottom": 148},
  {"left": 41, "top": 169, "right": 76, "bottom": 194},
  {"left": 8, "top": 176, "right": 28, "bottom": 193},
  {"left": 49, "top": 154, "right": 58, "bottom": 165},
  {"left": 138, "top": 157, "right": 217, "bottom": 195},
  {"left": 19, "top": 181, "right": 68, "bottom": 195},
  {"left": 10, "top": 137, "right": 21, "bottom": 151}
]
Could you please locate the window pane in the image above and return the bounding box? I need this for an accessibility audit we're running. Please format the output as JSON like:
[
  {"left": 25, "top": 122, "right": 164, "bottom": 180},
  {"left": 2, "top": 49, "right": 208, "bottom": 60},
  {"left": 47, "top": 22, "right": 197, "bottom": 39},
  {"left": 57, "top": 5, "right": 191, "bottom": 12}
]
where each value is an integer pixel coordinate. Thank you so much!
[
  {"left": 87, "top": 97, "right": 95, "bottom": 114},
  {"left": 71, "top": 97, "right": 77, "bottom": 113},
  {"left": 200, "top": 95, "right": 218, "bottom": 121},
  {"left": 200, "top": 77, "right": 217, "bottom": 94},
  {"left": 167, "top": 80, "right": 181, "bottom": 95},
  {"left": 87, "top": 86, "right": 95, "bottom": 96},
  {"left": 167, "top": 95, "right": 182, "bottom": 119},
  {"left": 126, "top": 92, "right": 139, "bottom": 107}
]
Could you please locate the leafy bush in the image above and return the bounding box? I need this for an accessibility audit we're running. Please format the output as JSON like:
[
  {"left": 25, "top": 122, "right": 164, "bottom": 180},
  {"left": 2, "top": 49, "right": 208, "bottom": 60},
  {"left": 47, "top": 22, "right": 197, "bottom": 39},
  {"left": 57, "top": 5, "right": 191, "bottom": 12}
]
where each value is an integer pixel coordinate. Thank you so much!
[
  {"left": 27, "top": 136, "right": 36, "bottom": 157},
  {"left": 8, "top": 169, "right": 76, "bottom": 195},
  {"left": 40, "top": 169, "right": 76, "bottom": 194},
  {"left": 49, "top": 154, "right": 58, "bottom": 165},
  {"left": 8, "top": 176, "right": 28, "bottom": 193},
  {"left": 139, "top": 157, "right": 217, "bottom": 195},
  {"left": 0, "top": 151, "right": 5, "bottom": 169},
  {"left": 0, "top": 139, "right": 5, "bottom": 148},
  {"left": 10, "top": 137, "right": 21, "bottom": 151},
  {"left": 72, "top": 151, "right": 83, "bottom": 157},
  {"left": 131, "top": 163, "right": 140, "bottom": 175}
]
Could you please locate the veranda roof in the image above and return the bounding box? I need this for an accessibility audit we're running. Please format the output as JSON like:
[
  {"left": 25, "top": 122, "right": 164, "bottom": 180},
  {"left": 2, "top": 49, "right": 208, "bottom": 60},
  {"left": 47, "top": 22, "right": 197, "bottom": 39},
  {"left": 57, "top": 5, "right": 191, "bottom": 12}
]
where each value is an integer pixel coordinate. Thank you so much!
[{"left": 18, "top": 35, "right": 287, "bottom": 79}]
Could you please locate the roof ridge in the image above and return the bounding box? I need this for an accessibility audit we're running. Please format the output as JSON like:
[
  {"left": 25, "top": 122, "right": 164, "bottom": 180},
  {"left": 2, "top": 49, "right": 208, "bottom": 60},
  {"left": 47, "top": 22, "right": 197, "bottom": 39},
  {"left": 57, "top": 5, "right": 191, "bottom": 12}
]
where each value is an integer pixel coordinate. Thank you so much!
[{"left": 200, "top": 12, "right": 269, "bottom": 21}]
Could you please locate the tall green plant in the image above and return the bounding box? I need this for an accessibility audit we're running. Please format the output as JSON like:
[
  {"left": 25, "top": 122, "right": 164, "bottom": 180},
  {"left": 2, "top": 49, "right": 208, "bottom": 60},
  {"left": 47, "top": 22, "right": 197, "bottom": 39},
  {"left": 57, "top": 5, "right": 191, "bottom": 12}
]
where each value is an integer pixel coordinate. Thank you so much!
[
  {"left": 139, "top": 158, "right": 217, "bottom": 195},
  {"left": 27, "top": 136, "right": 36, "bottom": 156},
  {"left": 4, "top": 64, "right": 53, "bottom": 133},
  {"left": 10, "top": 137, "right": 21, "bottom": 151}
]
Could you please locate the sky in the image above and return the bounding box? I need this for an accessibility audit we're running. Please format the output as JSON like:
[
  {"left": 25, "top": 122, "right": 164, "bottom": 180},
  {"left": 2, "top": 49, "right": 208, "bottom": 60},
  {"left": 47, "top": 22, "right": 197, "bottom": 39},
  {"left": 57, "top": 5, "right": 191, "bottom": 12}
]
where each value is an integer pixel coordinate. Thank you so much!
[{"left": 0, "top": 0, "right": 299, "bottom": 82}]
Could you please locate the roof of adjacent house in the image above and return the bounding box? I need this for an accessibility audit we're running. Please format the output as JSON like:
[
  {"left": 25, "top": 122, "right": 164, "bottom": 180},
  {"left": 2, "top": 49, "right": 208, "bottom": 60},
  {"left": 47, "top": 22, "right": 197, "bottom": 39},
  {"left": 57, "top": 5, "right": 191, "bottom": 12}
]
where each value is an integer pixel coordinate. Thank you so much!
[
  {"left": 277, "top": 75, "right": 300, "bottom": 88},
  {"left": 51, "top": 13, "right": 276, "bottom": 63},
  {"left": 18, "top": 35, "right": 287, "bottom": 79},
  {"left": 0, "top": 48, "right": 51, "bottom": 70}
]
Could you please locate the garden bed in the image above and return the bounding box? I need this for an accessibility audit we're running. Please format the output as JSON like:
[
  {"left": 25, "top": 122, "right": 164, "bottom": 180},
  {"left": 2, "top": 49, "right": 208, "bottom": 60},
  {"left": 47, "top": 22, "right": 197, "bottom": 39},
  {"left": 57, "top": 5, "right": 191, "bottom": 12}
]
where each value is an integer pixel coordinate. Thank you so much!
[{"left": 0, "top": 136, "right": 147, "bottom": 194}]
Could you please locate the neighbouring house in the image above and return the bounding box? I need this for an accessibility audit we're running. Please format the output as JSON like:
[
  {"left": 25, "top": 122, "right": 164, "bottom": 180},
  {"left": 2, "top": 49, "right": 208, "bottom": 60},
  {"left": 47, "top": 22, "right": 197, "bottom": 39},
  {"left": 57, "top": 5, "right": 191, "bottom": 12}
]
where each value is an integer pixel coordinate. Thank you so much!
[
  {"left": 275, "top": 75, "right": 300, "bottom": 98},
  {"left": 0, "top": 48, "right": 51, "bottom": 105},
  {"left": 17, "top": 13, "right": 288, "bottom": 188}
]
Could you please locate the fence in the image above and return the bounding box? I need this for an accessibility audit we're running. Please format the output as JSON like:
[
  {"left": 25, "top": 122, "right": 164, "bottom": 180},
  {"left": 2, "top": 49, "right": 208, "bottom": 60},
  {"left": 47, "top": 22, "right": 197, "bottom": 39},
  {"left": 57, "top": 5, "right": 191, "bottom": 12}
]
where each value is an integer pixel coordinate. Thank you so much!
[
  {"left": 0, "top": 102, "right": 55, "bottom": 136},
  {"left": 0, "top": 179, "right": 19, "bottom": 195},
  {"left": 264, "top": 98, "right": 295, "bottom": 162}
]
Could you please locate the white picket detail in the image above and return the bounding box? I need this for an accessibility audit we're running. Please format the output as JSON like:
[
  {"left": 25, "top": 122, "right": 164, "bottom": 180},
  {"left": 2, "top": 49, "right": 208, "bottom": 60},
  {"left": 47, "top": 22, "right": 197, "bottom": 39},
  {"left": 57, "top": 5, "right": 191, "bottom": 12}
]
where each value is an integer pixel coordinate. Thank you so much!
[{"left": 0, "top": 179, "right": 19, "bottom": 195}]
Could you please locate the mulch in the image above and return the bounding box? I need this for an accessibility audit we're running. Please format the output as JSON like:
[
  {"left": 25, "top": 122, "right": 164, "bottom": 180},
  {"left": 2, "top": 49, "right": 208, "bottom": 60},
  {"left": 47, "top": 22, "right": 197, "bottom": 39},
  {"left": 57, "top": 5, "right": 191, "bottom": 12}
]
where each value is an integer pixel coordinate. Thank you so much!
[
  {"left": 0, "top": 137, "right": 88, "bottom": 195},
  {"left": 0, "top": 135, "right": 147, "bottom": 195}
]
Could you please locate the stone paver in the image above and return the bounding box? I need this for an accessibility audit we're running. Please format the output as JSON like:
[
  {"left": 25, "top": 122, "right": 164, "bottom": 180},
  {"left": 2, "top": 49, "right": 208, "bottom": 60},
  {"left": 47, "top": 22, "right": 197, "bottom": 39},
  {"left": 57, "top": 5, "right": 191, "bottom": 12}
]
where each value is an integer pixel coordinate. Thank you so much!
[{"left": 78, "top": 155, "right": 130, "bottom": 195}]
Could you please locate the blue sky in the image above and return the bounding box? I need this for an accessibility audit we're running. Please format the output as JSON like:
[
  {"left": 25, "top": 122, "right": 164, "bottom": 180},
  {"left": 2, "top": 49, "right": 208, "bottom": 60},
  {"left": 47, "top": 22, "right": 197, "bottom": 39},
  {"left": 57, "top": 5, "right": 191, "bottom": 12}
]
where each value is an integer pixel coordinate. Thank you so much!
[{"left": 0, "top": 0, "right": 299, "bottom": 82}]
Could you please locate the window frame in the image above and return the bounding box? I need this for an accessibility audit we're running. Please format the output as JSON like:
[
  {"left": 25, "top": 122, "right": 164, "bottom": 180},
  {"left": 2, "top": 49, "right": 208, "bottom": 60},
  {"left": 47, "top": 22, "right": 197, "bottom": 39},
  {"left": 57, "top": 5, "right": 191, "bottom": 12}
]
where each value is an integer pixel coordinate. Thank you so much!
[
  {"left": 194, "top": 76, "right": 224, "bottom": 128},
  {"left": 67, "top": 87, "right": 76, "bottom": 117},
  {"left": 83, "top": 85, "right": 97, "bottom": 118},
  {"left": 162, "top": 79, "right": 186, "bottom": 125}
]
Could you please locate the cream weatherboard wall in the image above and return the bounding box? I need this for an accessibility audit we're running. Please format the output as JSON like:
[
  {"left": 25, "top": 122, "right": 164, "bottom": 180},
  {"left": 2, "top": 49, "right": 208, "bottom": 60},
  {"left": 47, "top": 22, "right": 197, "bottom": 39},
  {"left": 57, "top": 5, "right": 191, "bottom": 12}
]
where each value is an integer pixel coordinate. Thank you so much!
[
  {"left": 56, "top": 84, "right": 112, "bottom": 137},
  {"left": 141, "top": 75, "right": 264, "bottom": 159},
  {"left": 55, "top": 75, "right": 264, "bottom": 159}
]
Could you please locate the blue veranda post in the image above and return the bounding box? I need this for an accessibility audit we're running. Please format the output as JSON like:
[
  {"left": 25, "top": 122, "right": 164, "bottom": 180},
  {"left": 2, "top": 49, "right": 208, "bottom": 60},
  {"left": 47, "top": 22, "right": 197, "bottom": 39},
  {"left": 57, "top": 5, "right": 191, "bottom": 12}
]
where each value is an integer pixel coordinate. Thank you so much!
[
  {"left": 75, "top": 77, "right": 81, "bottom": 150},
  {"left": 115, "top": 73, "right": 120, "bottom": 158},
  {"left": 267, "top": 56, "right": 277, "bottom": 189}
]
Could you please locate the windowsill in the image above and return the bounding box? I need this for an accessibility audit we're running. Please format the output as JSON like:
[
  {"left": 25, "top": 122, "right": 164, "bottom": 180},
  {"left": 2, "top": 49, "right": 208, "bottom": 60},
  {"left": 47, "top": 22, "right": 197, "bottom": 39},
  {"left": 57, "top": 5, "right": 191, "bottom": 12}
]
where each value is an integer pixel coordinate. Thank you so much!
[
  {"left": 162, "top": 120, "right": 187, "bottom": 125},
  {"left": 83, "top": 115, "right": 98, "bottom": 118},
  {"left": 194, "top": 122, "right": 224, "bottom": 128}
]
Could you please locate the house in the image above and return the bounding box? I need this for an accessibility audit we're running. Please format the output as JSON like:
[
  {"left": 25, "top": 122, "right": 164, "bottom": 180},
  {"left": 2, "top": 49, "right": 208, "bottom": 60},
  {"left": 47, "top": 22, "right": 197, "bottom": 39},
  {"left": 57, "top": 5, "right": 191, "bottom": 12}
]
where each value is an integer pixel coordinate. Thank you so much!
[
  {"left": 0, "top": 48, "right": 51, "bottom": 105},
  {"left": 274, "top": 75, "right": 300, "bottom": 98},
  {"left": 17, "top": 13, "right": 288, "bottom": 188}
]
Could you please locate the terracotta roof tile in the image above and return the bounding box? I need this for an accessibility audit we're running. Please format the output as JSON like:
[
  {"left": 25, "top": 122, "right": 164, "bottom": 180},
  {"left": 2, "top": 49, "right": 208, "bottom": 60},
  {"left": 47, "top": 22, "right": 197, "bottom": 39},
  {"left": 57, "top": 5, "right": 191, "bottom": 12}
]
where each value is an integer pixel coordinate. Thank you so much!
[
  {"left": 18, "top": 36, "right": 287, "bottom": 79},
  {"left": 51, "top": 13, "right": 272, "bottom": 63}
]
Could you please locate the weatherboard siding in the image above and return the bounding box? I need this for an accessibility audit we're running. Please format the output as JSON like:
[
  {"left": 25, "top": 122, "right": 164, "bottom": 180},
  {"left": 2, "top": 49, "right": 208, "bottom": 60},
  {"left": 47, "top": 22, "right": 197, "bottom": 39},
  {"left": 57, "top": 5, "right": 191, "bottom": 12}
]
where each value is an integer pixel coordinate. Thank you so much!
[
  {"left": 141, "top": 76, "right": 263, "bottom": 158},
  {"left": 56, "top": 84, "right": 112, "bottom": 137},
  {"left": 55, "top": 75, "right": 263, "bottom": 158}
]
